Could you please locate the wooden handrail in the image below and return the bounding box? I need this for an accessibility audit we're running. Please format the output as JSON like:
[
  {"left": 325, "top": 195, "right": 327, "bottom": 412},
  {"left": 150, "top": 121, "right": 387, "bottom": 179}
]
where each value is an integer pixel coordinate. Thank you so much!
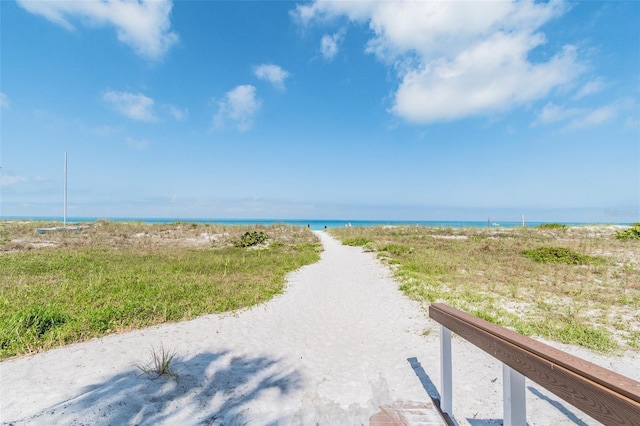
[{"left": 429, "top": 303, "right": 640, "bottom": 425}]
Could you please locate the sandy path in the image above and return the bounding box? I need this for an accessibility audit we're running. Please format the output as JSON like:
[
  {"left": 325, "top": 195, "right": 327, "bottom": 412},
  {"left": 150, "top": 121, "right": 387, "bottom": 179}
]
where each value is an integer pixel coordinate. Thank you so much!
[
  {"left": 1, "top": 232, "right": 438, "bottom": 425},
  {"left": 1, "top": 231, "right": 638, "bottom": 425}
]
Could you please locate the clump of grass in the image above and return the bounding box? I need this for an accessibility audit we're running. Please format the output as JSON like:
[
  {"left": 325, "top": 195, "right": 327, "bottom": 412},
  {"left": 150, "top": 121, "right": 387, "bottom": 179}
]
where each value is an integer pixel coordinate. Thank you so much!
[
  {"left": 615, "top": 223, "right": 640, "bottom": 240},
  {"left": 380, "top": 244, "right": 413, "bottom": 256},
  {"left": 537, "top": 223, "right": 568, "bottom": 230},
  {"left": 0, "top": 305, "right": 69, "bottom": 354},
  {"left": 521, "top": 247, "right": 602, "bottom": 265},
  {"left": 362, "top": 242, "right": 377, "bottom": 252},
  {"left": 342, "top": 237, "right": 373, "bottom": 247},
  {"left": 234, "top": 230, "right": 269, "bottom": 247},
  {"left": 136, "top": 344, "right": 177, "bottom": 378},
  {"left": 473, "top": 309, "right": 500, "bottom": 324},
  {"left": 515, "top": 319, "right": 617, "bottom": 353},
  {"left": 0, "top": 228, "right": 10, "bottom": 245},
  {"left": 10, "top": 305, "right": 69, "bottom": 338}
]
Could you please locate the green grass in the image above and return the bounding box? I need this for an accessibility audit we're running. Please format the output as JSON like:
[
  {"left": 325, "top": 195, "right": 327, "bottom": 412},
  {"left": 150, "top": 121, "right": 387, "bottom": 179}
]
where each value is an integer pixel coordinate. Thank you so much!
[
  {"left": 616, "top": 223, "right": 640, "bottom": 240},
  {"left": 234, "top": 230, "right": 269, "bottom": 247},
  {"left": 0, "top": 222, "right": 321, "bottom": 359},
  {"left": 135, "top": 344, "right": 178, "bottom": 378},
  {"left": 330, "top": 225, "right": 638, "bottom": 352},
  {"left": 521, "top": 246, "right": 603, "bottom": 265},
  {"left": 536, "top": 223, "right": 568, "bottom": 230},
  {"left": 342, "top": 237, "right": 373, "bottom": 247},
  {"left": 380, "top": 244, "right": 414, "bottom": 256}
]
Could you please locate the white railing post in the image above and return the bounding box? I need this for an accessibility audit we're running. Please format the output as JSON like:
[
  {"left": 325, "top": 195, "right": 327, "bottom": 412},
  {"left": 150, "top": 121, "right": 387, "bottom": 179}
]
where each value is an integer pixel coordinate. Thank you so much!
[
  {"left": 503, "top": 364, "right": 526, "bottom": 426},
  {"left": 440, "top": 325, "right": 453, "bottom": 416}
]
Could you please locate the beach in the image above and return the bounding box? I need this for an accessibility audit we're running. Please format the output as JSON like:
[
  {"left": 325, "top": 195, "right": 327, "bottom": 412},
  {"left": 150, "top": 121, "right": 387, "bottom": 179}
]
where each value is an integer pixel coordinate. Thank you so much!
[{"left": 1, "top": 231, "right": 638, "bottom": 425}]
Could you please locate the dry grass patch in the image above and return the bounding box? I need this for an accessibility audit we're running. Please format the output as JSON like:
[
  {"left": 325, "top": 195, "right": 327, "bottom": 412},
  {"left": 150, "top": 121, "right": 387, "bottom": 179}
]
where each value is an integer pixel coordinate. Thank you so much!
[{"left": 330, "top": 225, "right": 639, "bottom": 352}]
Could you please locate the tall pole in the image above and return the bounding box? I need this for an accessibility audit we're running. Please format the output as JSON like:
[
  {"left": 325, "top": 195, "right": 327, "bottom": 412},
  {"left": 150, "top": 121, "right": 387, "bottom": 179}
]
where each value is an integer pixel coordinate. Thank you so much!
[
  {"left": 64, "top": 152, "right": 67, "bottom": 228},
  {"left": 0, "top": 136, "right": 3, "bottom": 222},
  {"left": 0, "top": 166, "right": 3, "bottom": 223},
  {"left": 0, "top": 166, "right": 3, "bottom": 222}
]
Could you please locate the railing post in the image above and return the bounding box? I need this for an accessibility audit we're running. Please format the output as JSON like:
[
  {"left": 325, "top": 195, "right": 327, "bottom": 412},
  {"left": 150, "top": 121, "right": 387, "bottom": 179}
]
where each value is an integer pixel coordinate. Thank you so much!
[
  {"left": 503, "top": 364, "right": 526, "bottom": 426},
  {"left": 440, "top": 325, "right": 453, "bottom": 416}
]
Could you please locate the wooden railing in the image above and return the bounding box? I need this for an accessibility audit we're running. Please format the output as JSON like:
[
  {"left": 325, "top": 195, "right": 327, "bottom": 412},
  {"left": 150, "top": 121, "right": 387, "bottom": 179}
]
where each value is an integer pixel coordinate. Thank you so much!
[{"left": 429, "top": 303, "right": 640, "bottom": 425}]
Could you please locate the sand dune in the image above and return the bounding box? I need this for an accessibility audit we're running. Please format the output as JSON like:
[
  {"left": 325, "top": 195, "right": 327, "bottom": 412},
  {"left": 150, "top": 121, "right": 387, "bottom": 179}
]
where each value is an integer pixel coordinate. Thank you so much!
[{"left": 1, "top": 231, "right": 638, "bottom": 425}]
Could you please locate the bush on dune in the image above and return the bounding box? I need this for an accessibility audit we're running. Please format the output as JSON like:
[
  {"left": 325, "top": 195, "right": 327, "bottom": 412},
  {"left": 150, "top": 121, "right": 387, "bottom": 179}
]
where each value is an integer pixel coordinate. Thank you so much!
[{"left": 616, "top": 223, "right": 640, "bottom": 240}]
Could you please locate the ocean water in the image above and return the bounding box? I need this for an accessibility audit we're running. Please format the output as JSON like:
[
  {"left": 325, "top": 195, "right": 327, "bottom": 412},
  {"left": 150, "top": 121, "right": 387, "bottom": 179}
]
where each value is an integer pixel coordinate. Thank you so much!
[{"left": 4, "top": 216, "right": 592, "bottom": 231}]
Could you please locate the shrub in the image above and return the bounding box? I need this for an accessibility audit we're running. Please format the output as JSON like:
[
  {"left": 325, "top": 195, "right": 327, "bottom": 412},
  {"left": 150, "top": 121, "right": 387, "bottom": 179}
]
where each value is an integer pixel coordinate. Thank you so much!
[
  {"left": 615, "top": 223, "right": 640, "bottom": 240},
  {"left": 536, "top": 223, "right": 568, "bottom": 230},
  {"left": 522, "top": 247, "right": 601, "bottom": 265},
  {"left": 342, "top": 237, "right": 373, "bottom": 246},
  {"left": 381, "top": 244, "right": 413, "bottom": 256},
  {"left": 234, "top": 231, "right": 269, "bottom": 247},
  {"left": 362, "top": 242, "right": 377, "bottom": 252}
]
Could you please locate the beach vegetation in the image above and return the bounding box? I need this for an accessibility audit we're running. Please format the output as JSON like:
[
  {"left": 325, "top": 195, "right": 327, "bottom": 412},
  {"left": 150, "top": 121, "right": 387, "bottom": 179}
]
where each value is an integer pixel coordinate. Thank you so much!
[
  {"left": 342, "top": 237, "right": 373, "bottom": 247},
  {"left": 330, "top": 225, "right": 639, "bottom": 352},
  {"left": 380, "top": 244, "right": 414, "bottom": 256},
  {"left": 234, "top": 230, "right": 269, "bottom": 247},
  {"left": 135, "top": 344, "right": 178, "bottom": 378},
  {"left": 0, "top": 221, "right": 320, "bottom": 359},
  {"left": 615, "top": 223, "right": 640, "bottom": 240},
  {"left": 362, "top": 241, "right": 377, "bottom": 252},
  {"left": 536, "top": 223, "right": 568, "bottom": 230},
  {"left": 521, "top": 246, "right": 603, "bottom": 265}
]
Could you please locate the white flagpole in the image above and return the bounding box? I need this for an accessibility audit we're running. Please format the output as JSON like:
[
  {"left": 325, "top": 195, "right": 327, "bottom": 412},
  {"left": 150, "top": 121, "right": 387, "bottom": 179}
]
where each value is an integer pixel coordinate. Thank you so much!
[{"left": 64, "top": 152, "right": 67, "bottom": 228}]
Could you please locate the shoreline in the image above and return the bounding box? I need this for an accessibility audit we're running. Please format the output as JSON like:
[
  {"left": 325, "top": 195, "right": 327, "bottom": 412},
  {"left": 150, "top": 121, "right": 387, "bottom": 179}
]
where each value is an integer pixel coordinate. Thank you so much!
[{"left": 1, "top": 216, "right": 635, "bottom": 231}]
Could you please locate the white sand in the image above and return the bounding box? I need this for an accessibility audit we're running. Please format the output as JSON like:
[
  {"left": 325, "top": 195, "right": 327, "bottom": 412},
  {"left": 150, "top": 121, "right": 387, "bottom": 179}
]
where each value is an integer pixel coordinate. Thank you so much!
[{"left": 1, "top": 231, "right": 638, "bottom": 425}]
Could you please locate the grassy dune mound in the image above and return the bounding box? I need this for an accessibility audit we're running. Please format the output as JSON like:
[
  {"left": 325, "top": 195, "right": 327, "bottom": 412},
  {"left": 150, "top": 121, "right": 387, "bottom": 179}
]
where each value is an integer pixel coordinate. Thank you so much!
[
  {"left": 330, "top": 225, "right": 639, "bottom": 352},
  {"left": 0, "top": 221, "right": 321, "bottom": 359}
]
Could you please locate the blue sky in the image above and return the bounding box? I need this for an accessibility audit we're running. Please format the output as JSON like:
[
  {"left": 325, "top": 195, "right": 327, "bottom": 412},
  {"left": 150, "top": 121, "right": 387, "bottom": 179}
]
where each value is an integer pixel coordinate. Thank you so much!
[{"left": 1, "top": 0, "right": 638, "bottom": 223}]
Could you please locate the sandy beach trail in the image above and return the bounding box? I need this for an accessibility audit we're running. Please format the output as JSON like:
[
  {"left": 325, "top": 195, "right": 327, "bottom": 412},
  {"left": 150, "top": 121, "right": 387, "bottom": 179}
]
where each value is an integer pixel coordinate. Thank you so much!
[{"left": 1, "top": 231, "right": 638, "bottom": 425}]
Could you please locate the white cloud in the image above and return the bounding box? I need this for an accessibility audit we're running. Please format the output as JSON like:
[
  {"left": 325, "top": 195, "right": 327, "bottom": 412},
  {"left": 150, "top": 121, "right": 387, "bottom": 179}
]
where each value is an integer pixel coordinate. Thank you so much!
[
  {"left": 573, "top": 78, "right": 606, "bottom": 100},
  {"left": 295, "top": 0, "right": 582, "bottom": 123},
  {"left": 88, "top": 125, "right": 122, "bottom": 136},
  {"left": 125, "top": 136, "right": 150, "bottom": 150},
  {"left": 293, "top": 1, "right": 374, "bottom": 26},
  {"left": 104, "top": 90, "right": 156, "bottom": 122},
  {"left": 0, "top": 92, "right": 9, "bottom": 110},
  {"left": 1, "top": 174, "right": 28, "bottom": 187},
  {"left": 254, "top": 64, "right": 290, "bottom": 90},
  {"left": 16, "top": 0, "right": 178, "bottom": 60},
  {"left": 320, "top": 30, "right": 344, "bottom": 61},
  {"left": 566, "top": 104, "right": 618, "bottom": 130},
  {"left": 535, "top": 98, "right": 633, "bottom": 129},
  {"left": 535, "top": 102, "right": 582, "bottom": 125},
  {"left": 214, "top": 85, "right": 261, "bottom": 131},
  {"left": 393, "top": 38, "right": 579, "bottom": 123},
  {"left": 624, "top": 116, "right": 640, "bottom": 131},
  {"left": 168, "top": 105, "right": 188, "bottom": 121}
]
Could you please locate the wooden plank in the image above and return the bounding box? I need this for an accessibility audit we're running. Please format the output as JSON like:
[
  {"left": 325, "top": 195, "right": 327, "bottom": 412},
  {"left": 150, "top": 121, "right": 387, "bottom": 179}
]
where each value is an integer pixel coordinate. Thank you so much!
[{"left": 429, "top": 303, "right": 640, "bottom": 425}]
